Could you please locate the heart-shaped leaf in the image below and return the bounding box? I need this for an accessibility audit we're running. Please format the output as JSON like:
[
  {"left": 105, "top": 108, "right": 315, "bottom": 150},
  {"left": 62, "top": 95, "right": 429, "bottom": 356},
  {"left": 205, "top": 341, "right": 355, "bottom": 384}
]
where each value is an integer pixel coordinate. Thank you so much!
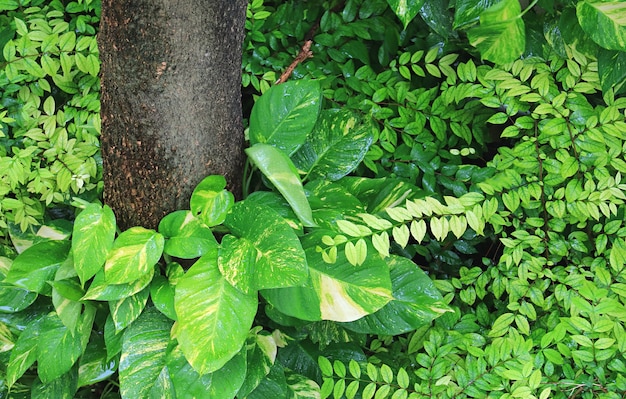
[
  {"left": 577, "top": 0, "right": 626, "bottom": 52},
  {"left": 387, "top": 0, "right": 426, "bottom": 28},
  {"left": 292, "top": 109, "right": 374, "bottom": 182},
  {"left": 219, "top": 201, "right": 308, "bottom": 294},
  {"left": 174, "top": 249, "right": 257, "bottom": 374},
  {"left": 249, "top": 79, "right": 322, "bottom": 155},
  {"left": 72, "top": 203, "right": 116, "bottom": 285},
  {"left": 104, "top": 227, "right": 164, "bottom": 285},
  {"left": 190, "top": 175, "right": 235, "bottom": 227},
  {"left": 5, "top": 240, "right": 70, "bottom": 294}
]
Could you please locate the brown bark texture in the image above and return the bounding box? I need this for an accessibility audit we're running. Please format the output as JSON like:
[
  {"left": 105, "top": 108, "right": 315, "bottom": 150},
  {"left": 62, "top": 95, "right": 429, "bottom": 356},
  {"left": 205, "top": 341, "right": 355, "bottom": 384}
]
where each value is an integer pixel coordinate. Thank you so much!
[{"left": 99, "top": 0, "right": 247, "bottom": 230}]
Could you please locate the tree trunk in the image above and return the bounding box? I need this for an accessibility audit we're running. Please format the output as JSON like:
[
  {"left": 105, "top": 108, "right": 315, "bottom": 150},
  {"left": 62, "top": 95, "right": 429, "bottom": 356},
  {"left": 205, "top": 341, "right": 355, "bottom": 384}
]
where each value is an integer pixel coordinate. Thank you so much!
[{"left": 99, "top": 0, "right": 247, "bottom": 230}]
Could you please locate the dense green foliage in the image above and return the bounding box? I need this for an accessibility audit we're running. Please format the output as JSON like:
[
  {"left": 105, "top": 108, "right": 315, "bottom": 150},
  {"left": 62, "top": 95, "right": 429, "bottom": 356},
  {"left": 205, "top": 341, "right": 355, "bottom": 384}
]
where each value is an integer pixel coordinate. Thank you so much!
[{"left": 2, "top": 0, "right": 626, "bottom": 398}]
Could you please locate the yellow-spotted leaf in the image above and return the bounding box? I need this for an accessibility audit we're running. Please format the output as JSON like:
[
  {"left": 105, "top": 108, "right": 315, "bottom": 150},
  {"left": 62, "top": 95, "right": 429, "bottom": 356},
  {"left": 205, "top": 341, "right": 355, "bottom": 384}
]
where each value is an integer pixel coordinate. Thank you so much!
[
  {"left": 104, "top": 227, "right": 164, "bottom": 285},
  {"left": 119, "top": 308, "right": 174, "bottom": 399},
  {"left": 262, "top": 246, "right": 392, "bottom": 322},
  {"left": 387, "top": 0, "right": 426, "bottom": 28},
  {"left": 109, "top": 285, "right": 151, "bottom": 332},
  {"left": 246, "top": 143, "right": 316, "bottom": 227},
  {"left": 577, "top": 1, "right": 626, "bottom": 51},
  {"left": 83, "top": 267, "right": 154, "bottom": 301},
  {"left": 174, "top": 250, "right": 258, "bottom": 374},
  {"left": 72, "top": 203, "right": 116, "bottom": 285},
  {"left": 190, "top": 175, "right": 234, "bottom": 227},
  {"left": 219, "top": 201, "right": 308, "bottom": 294},
  {"left": 342, "top": 256, "right": 452, "bottom": 335},
  {"left": 4, "top": 240, "right": 70, "bottom": 294}
]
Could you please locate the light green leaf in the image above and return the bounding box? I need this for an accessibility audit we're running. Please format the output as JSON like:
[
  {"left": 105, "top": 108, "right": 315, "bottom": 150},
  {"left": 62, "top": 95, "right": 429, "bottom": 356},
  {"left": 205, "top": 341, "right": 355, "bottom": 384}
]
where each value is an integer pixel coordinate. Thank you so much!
[
  {"left": 73, "top": 204, "right": 116, "bottom": 285},
  {"left": 174, "top": 249, "right": 258, "bottom": 374},
  {"left": 104, "top": 227, "right": 164, "bottom": 285},
  {"left": 387, "top": 0, "right": 426, "bottom": 28},
  {"left": 249, "top": 79, "right": 322, "bottom": 155},
  {"left": 5, "top": 240, "right": 70, "bottom": 294},
  {"left": 467, "top": 0, "right": 525, "bottom": 64},
  {"left": 291, "top": 109, "right": 374, "bottom": 182},
  {"left": 219, "top": 201, "right": 308, "bottom": 294},
  {"left": 246, "top": 143, "right": 316, "bottom": 227},
  {"left": 262, "top": 246, "right": 392, "bottom": 322},
  {"left": 454, "top": 0, "right": 500, "bottom": 29},
  {"left": 6, "top": 318, "right": 42, "bottom": 387},
  {"left": 343, "top": 256, "right": 451, "bottom": 335},
  {"left": 158, "top": 210, "right": 218, "bottom": 259},
  {"left": 119, "top": 308, "right": 174, "bottom": 399},
  {"left": 150, "top": 275, "right": 177, "bottom": 321},
  {"left": 577, "top": 1, "right": 626, "bottom": 51},
  {"left": 189, "top": 175, "right": 234, "bottom": 227},
  {"left": 83, "top": 267, "right": 154, "bottom": 301}
]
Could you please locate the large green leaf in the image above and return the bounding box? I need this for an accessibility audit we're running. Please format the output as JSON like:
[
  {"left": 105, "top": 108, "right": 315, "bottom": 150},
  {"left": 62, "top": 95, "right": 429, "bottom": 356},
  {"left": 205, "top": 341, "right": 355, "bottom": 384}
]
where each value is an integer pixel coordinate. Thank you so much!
[
  {"left": 72, "top": 203, "right": 116, "bottom": 285},
  {"left": 249, "top": 79, "right": 322, "bottom": 155},
  {"left": 599, "top": 48, "right": 626, "bottom": 94},
  {"left": 0, "top": 280, "right": 37, "bottom": 313},
  {"left": 262, "top": 246, "right": 393, "bottom": 322},
  {"left": 174, "top": 249, "right": 258, "bottom": 374},
  {"left": 467, "top": 0, "right": 525, "bottom": 64},
  {"left": 31, "top": 369, "right": 78, "bottom": 399},
  {"left": 219, "top": 201, "right": 308, "bottom": 294},
  {"left": 577, "top": 0, "right": 626, "bottom": 51},
  {"left": 246, "top": 143, "right": 316, "bottom": 227},
  {"left": 167, "top": 344, "right": 247, "bottom": 399},
  {"left": 159, "top": 210, "right": 218, "bottom": 259},
  {"left": 6, "top": 317, "right": 42, "bottom": 387},
  {"left": 387, "top": 0, "right": 426, "bottom": 28},
  {"left": 305, "top": 180, "right": 365, "bottom": 229},
  {"left": 104, "top": 227, "right": 164, "bottom": 285},
  {"left": 453, "top": 0, "right": 499, "bottom": 29},
  {"left": 37, "top": 308, "right": 95, "bottom": 384},
  {"left": 150, "top": 274, "right": 177, "bottom": 321},
  {"left": 82, "top": 267, "right": 154, "bottom": 301},
  {"left": 77, "top": 335, "right": 117, "bottom": 388},
  {"left": 109, "top": 285, "right": 151, "bottom": 332},
  {"left": 342, "top": 256, "right": 452, "bottom": 335},
  {"left": 4, "top": 240, "right": 70, "bottom": 294},
  {"left": 119, "top": 308, "right": 174, "bottom": 399},
  {"left": 189, "top": 175, "right": 234, "bottom": 227},
  {"left": 292, "top": 109, "right": 374, "bottom": 182},
  {"left": 337, "top": 177, "right": 424, "bottom": 213}
]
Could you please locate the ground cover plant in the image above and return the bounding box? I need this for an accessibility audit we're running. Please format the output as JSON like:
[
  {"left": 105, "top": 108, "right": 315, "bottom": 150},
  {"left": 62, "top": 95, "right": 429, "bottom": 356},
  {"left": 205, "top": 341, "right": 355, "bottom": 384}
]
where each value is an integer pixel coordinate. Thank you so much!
[{"left": 2, "top": 0, "right": 626, "bottom": 398}]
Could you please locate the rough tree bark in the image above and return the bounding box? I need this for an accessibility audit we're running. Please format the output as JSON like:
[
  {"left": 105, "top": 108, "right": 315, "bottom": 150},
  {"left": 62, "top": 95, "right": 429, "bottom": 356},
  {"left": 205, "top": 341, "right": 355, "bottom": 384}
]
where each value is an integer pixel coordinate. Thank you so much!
[{"left": 99, "top": 0, "right": 247, "bottom": 230}]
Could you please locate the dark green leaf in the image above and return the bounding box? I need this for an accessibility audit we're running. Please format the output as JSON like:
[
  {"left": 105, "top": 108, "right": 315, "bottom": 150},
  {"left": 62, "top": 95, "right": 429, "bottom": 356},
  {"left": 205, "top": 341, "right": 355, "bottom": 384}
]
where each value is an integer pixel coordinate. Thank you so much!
[
  {"left": 598, "top": 48, "right": 626, "bottom": 94},
  {"left": 109, "top": 285, "right": 151, "bottom": 332},
  {"left": 577, "top": 1, "right": 626, "bottom": 51},
  {"left": 387, "top": 0, "right": 426, "bottom": 28},
  {"left": 454, "top": 0, "right": 499, "bottom": 29},
  {"left": 249, "top": 79, "right": 322, "bottom": 155}
]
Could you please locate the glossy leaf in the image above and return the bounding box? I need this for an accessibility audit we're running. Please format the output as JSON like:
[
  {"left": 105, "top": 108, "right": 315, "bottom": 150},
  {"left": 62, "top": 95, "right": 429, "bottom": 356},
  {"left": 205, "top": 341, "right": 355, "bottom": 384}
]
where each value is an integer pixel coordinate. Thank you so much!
[
  {"left": 246, "top": 143, "right": 316, "bottom": 227},
  {"left": 6, "top": 318, "right": 42, "bottom": 387},
  {"left": 37, "top": 308, "right": 95, "bottom": 383},
  {"left": 150, "top": 274, "right": 177, "bottom": 321},
  {"left": 238, "top": 330, "right": 278, "bottom": 398},
  {"left": 174, "top": 249, "right": 257, "bottom": 374},
  {"left": 109, "top": 285, "right": 151, "bottom": 332},
  {"left": 453, "top": 0, "right": 499, "bottom": 29},
  {"left": 262, "top": 246, "right": 393, "bottom": 322},
  {"left": 4, "top": 240, "right": 70, "bottom": 294},
  {"left": 598, "top": 48, "right": 626, "bottom": 93},
  {"left": 219, "top": 201, "right": 308, "bottom": 294},
  {"left": 104, "top": 227, "right": 164, "bottom": 285},
  {"left": 338, "top": 177, "right": 424, "bottom": 213},
  {"left": 31, "top": 369, "right": 78, "bottom": 399},
  {"left": 0, "top": 280, "right": 37, "bottom": 313},
  {"left": 167, "top": 344, "right": 247, "bottom": 399},
  {"left": 249, "top": 79, "right": 322, "bottom": 155},
  {"left": 577, "top": 1, "right": 626, "bottom": 51},
  {"left": 292, "top": 109, "right": 375, "bottom": 182},
  {"left": 467, "top": 0, "right": 525, "bottom": 64},
  {"left": 83, "top": 267, "right": 154, "bottom": 301},
  {"left": 342, "top": 256, "right": 452, "bottom": 335},
  {"left": 119, "top": 308, "right": 173, "bottom": 399},
  {"left": 77, "top": 335, "right": 117, "bottom": 388},
  {"left": 72, "top": 203, "right": 116, "bottom": 285},
  {"left": 159, "top": 210, "right": 218, "bottom": 259},
  {"left": 387, "top": 0, "right": 426, "bottom": 28},
  {"left": 189, "top": 175, "right": 234, "bottom": 227}
]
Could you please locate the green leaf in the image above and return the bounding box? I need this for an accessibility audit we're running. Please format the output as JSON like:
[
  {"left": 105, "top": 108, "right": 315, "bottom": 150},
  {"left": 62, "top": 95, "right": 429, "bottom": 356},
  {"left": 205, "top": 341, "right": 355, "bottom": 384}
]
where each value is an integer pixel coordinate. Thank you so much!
[
  {"left": 238, "top": 331, "right": 278, "bottom": 397},
  {"left": 150, "top": 274, "right": 177, "bottom": 321},
  {"left": 598, "top": 48, "right": 626, "bottom": 94},
  {"left": 109, "top": 285, "right": 151, "bottom": 332},
  {"left": 219, "top": 201, "right": 308, "bottom": 294},
  {"left": 246, "top": 143, "right": 316, "bottom": 227},
  {"left": 0, "top": 279, "right": 38, "bottom": 313},
  {"left": 158, "top": 210, "right": 218, "bottom": 259},
  {"left": 577, "top": 1, "right": 626, "bottom": 51},
  {"left": 72, "top": 204, "right": 116, "bottom": 285},
  {"left": 467, "top": 0, "right": 525, "bottom": 64},
  {"left": 249, "top": 79, "right": 322, "bottom": 155},
  {"left": 77, "top": 335, "right": 117, "bottom": 387},
  {"left": 7, "top": 318, "right": 42, "bottom": 387},
  {"left": 83, "top": 267, "right": 154, "bottom": 301},
  {"left": 262, "top": 245, "right": 393, "bottom": 322},
  {"left": 104, "top": 227, "right": 164, "bottom": 285},
  {"left": 453, "top": 0, "right": 499, "bottom": 29},
  {"left": 167, "top": 343, "right": 247, "bottom": 399},
  {"left": 31, "top": 369, "right": 78, "bottom": 399},
  {"left": 338, "top": 177, "right": 424, "bottom": 214},
  {"left": 174, "top": 249, "right": 258, "bottom": 374},
  {"left": 38, "top": 308, "right": 95, "bottom": 384},
  {"left": 292, "top": 109, "right": 375, "bottom": 182},
  {"left": 5, "top": 240, "right": 71, "bottom": 294},
  {"left": 119, "top": 308, "right": 174, "bottom": 399},
  {"left": 387, "top": 0, "right": 426, "bottom": 28},
  {"left": 189, "top": 175, "right": 234, "bottom": 227},
  {"left": 342, "top": 256, "right": 452, "bottom": 335}
]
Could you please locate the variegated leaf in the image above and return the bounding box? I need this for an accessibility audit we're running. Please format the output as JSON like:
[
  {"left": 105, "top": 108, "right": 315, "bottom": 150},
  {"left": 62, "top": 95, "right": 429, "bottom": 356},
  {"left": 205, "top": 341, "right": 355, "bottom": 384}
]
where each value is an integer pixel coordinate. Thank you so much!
[
  {"left": 72, "top": 203, "right": 116, "bottom": 285},
  {"left": 104, "top": 227, "right": 164, "bottom": 285}
]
